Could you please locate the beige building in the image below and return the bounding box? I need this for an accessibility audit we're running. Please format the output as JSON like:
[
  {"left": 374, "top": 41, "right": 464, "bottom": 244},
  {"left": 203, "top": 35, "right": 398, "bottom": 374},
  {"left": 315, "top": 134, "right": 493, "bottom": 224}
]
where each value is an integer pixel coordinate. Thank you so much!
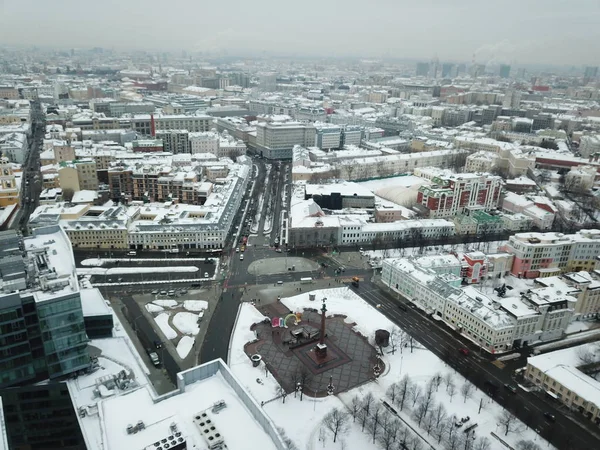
[
  {"left": 535, "top": 271, "right": 600, "bottom": 320},
  {"left": 0, "top": 157, "right": 19, "bottom": 207},
  {"left": 525, "top": 343, "right": 600, "bottom": 425},
  {"left": 0, "top": 87, "right": 19, "bottom": 100},
  {"left": 465, "top": 151, "right": 499, "bottom": 173},
  {"left": 58, "top": 159, "right": 98, "bottom": 192},
  {"left": 54, "top": 143, "right": 76, "bottom": 162}
]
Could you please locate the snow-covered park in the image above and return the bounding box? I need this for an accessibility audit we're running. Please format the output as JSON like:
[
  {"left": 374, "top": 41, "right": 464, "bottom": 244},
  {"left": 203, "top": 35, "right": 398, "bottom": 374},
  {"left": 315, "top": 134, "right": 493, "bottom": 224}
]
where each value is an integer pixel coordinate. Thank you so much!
[{"left": 229, "top": 288, "right": 553, "bottom": 450}]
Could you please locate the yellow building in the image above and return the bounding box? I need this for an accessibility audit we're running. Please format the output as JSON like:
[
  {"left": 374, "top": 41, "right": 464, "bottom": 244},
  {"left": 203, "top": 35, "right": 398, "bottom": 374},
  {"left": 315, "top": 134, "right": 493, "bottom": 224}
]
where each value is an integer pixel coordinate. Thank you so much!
[
  {"left": 58, "top": 159, "right": 98, "bottom": 193},
  {"left": 0, "top": 158, "right": 19, "bottom": 207}
]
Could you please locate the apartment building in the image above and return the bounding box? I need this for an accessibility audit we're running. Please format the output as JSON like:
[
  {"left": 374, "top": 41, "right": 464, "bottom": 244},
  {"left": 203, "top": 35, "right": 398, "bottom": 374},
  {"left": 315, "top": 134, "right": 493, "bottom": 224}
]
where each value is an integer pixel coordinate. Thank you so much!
[
  {"left": 502, "top": 192, "right": 555, "bottom": 230},
  {"left": 256, "top": 121, "right": 316, "bottom": 159},
  {"left": 500, "top": 230, "right": 600, "bottom": 278},
  {"left": 156, "top": 129, "right": 190, "bottom": 154},
  {"left": 189, "top": 131, "right": 219, "bottom": 154},
  {"left": 0, "top": 132, "right": 28, "bottom": 164},
  {"left": 58, "top": 159, "right": 98, "bottom": 192},
  {"left": 416, "top": 172, "right": 502, "bottom": 218}
]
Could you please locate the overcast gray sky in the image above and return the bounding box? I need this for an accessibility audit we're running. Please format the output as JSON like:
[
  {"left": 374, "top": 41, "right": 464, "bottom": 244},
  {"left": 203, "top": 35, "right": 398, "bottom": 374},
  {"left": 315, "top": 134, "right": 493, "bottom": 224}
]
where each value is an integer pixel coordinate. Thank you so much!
[{"left": 1, "top": 0, "right": 598, "bottom": 65}]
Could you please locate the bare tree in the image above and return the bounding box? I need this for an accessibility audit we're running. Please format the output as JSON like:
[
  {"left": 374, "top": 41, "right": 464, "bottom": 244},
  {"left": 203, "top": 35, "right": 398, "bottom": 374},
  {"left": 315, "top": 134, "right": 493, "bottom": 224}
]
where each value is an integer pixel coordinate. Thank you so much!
[
  {"left": 322, "top": 408, "right": 349, "bottom": 443},
  {"left": 350, "top": 395, "right": 361, "bottom": 422},
  {"left": 497, "top": 409, "right": 522, "bottom": 437},
  {"left": 432, "top": 372, "right": 443, "bottom": 392},
  {"left": 386, "top": 382, "right": 400, "bottom": 404},
  {"left": 377, "top": 416, "right": 397, "bottom": 450},
  {"left": 515, "top": 439, "right": 542, "bottom": 450},
  {"left": 475, "top": 437, "right": 493, "bottom": 450},
  {"left": 448, "top": 381, "right": 457, "bottom": 402},
  {"left": 409, "top": 384, "right": 422, "bottom": 407},
  {"left": 369, "top": 404, "right": 382, "bottom": 443},
  {"left": 447, "top": 428, "right": 461, "bottom": 450},
  {"left": 361, "top": 392, "right": 375, "bottom": 431},
  {"left": 410, "top": 436, "right": 425, "bottom": 450},
  {"left": 396, "top": 375, "right": 411, "bottom": 411},
  {"left": 434, "top": 419, "right": 448, "bottom": 443},
  {"left": 389, "top": 327, "right": 404, "bottom": 355},
  {"left": 444, "top": 372, "right": 454, "bottom": 390},
  {"left": 415, "top": 380, "right": 436, "bottom": 426},
  {"left": 422, "top": 407, "right": 436, "bottom": 434},
  {"left": 432, "top": 403, "right": 447, "bottom": 430},
  {"left": 461, "top": 382, "right": 474, "bottom": 404}
]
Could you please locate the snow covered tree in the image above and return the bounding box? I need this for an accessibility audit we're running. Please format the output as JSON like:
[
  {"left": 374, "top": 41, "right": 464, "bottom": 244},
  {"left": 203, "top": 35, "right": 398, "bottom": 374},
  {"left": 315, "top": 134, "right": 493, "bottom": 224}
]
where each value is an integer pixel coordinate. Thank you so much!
[
  {"left": 322, "top": 408, "right": 349, "bottom": 443},
  {"left": 360, "top": 392, "right": 375, "bottom": 431},
  {"left": 409, "top": 384, "right": 422, "bottom": 407},
  {"left": 461, "top": 382, "right": 474, "bottom": 403},
  {"left": 497, "top": 409, "right": 522, "bottom": 437},
  {"left": 396, "top": 375, "right": 411, "bottom": 411}
]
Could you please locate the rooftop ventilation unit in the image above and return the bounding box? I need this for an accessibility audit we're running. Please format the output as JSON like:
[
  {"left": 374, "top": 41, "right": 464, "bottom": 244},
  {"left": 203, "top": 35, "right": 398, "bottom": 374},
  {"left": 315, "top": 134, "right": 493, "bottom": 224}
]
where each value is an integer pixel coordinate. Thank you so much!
[{"left": 194, "top": 411, "right": 225, "bottom": 449}]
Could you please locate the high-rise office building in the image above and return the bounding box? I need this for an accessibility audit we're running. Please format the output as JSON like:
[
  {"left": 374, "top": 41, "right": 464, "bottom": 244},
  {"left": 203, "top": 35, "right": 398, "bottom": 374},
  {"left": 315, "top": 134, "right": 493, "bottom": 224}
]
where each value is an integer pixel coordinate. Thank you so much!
[
  {"left": 416, "top": 62, "right": 430, "bottom": 77},
  {"left": 441, "top": 63, "right": 455, "bottom": 78},
  {"left": 499, "top": 64, "right": 511, "bottom": 79},
  {"left": 0, "top": 227, "right": 89, "bottom": 389},
  {"left": 584, "top": 66, "right": 598, "bottom": 83}
]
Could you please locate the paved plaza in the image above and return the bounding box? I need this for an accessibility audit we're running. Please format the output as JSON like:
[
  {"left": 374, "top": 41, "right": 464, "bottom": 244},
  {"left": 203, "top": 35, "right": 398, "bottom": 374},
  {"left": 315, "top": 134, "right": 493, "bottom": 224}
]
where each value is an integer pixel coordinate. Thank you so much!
[
  {"left": 245, "top": 303, "right": 380, "bottom": 396},
  {"left": 247, "top": 256, "right": 319, "bottom": 276}
]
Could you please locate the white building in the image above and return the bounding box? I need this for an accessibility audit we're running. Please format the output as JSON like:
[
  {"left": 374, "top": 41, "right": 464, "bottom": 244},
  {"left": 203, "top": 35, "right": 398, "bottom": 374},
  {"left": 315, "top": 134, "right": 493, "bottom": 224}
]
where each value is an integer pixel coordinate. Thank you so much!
[
  {"left": 579, "top": 135, "right": 600, "bottom": 158},
  {"left": 256, "top": 121, "right": 316, "bottom": 160},
  {"left": 465, "top": 151, "right": 498, "bottom": 173},
  {"left": 189, "top": 131, "right": 219, "bottom": 155},
  {"left": 565, "top": 165, "right": 597, "bottom": 191},
  {"left": 381, "top": 255, "right": 576, "bottom": 353}
]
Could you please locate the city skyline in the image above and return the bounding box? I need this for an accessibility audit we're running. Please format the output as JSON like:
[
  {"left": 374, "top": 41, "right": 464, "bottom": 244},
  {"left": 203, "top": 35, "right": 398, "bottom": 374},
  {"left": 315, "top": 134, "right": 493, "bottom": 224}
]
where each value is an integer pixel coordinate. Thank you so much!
[{"left": 1, "top": 0, "right": 599, "bottom": 65}]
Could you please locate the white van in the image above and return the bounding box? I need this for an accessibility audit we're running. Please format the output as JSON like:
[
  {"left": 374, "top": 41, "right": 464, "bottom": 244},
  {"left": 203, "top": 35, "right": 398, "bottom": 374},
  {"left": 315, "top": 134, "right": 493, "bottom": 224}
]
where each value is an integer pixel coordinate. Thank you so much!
[
  {"left": 127, "top": 251, "right": 137, "bottom": 257},
  {"left": 240, "top": 254, "right": 244, "bottom": 261}
]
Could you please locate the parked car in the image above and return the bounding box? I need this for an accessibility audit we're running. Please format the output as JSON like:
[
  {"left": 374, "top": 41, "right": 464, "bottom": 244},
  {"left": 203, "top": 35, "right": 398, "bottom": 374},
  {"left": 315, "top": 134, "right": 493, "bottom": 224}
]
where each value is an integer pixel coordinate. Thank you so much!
[
  {"left": 458, "top": 348, "right": 470, "bottom": 356},
  {"left": 504, "top": 384, "right": 518, "bottom": 394}
]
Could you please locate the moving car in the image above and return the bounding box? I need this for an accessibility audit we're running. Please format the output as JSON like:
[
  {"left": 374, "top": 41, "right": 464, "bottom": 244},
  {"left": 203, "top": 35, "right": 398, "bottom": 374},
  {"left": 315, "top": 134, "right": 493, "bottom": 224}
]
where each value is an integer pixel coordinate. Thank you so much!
[{"left": 458, "top": 348, "right": 470, "bottom": 356}]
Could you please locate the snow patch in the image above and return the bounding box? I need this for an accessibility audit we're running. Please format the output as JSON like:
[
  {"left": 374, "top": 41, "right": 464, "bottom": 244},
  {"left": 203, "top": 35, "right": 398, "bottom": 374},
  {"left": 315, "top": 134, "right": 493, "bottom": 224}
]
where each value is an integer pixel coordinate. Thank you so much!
[
  {"left": 153, "top": 299, "right": 178, "bottom": 308},
  {"left": 176, "top": 336, "right": 194, "bottom": 358},
  {"left": 154, "top": 313, "right": 177, "bottom": 340},
  {"left": 183, "top": 300, "right": 208, "bottom": 312},
  {"left": 172, "top": 312, "right": 200, "bottom": 335},
  {"left": 145, "top": 303, "right": 164, "bottom": 313}
]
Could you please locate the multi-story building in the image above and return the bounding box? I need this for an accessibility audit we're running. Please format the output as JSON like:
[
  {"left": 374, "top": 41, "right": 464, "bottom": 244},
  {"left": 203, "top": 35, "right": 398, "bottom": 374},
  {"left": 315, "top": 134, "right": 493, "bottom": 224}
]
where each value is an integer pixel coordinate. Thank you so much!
[
  {"left": 382, "top": 255, "right": 576, "bottom": 353},
  {"left": 499, "top": 64, "right": 511, "bottom": 79},
  {"left": 464, "top": 151, "right": 499, "bottom": 173},
  {"left": 304, "top": 182, "right": 374, "bottom": 209},
  {"left": 525, "top": 343, "right": 600, "bottom": 425},
  {"left": 156, "top": 129, "right": 190, "bottom": 154},
  {"left": 58, "top": 159, "right": 98, "bottom": 193},
  {"left": 0, "top": 132, "right": 28, "bottom": 164},
  {"left": 502, "top": 192, "right": 555, "bottom": 230},
  {"left": 0, "top": 158, "right": 19, "bottom": 207},
  {"left": 255, "top": 121, "right": 316, "bottom": 159},
  {"left": 0, "top": 228, "right": 89, "bottom": 389},
  {"left": 500, "top": 230, "right": 600, "bottom": 278},
  {"left": 0, "top": 87, "right": 19, "bottom": 100},
  {"left": 314, "top": 124, "right": 342, "bottom": 150},
  {"left": 534, "top": 271, "right": 600, "bottom": 321},
  {"left": 416, "top": 172, "right": 502, "bottom": 218},
  {"left": 288, "top": 199, "right": 455, "bottom": 248},
  {"left": 565, "top": 165, "right": 597, "bottom": 191},
  {"left": 189, "top": 131, "right": 219, "bottom": 155},
  {"left": 341, "top": 126, "right": 363, "bottom": 147},
  {"left": 579, "top": 135, "right": 600, "bottom": 158},
  {"left": 132, "top": 114, "right": 212, "bottom": 136}
]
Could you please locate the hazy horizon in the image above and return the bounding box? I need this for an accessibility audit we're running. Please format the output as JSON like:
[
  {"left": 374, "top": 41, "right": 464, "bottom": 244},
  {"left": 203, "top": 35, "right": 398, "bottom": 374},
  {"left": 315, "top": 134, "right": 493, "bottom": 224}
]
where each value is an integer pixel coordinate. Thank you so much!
[{"left": 1, "top": 0, "right": 599, "bottom": 66}]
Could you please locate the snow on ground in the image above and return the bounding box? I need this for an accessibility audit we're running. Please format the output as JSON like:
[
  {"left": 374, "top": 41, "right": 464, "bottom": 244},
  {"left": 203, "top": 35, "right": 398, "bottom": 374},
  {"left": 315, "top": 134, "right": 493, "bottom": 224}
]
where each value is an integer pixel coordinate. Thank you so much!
[
  {"left": 364, "top": 240, "right": 508, "bottom": 261},
  {"left": 183, "top": 300, "right": 208, "bottom": 312},
  {"left": 230, "top": 288, "right": 554, "bottom": 450},
  {"left": 176, "top": 336, "right": 194, "bottom": 358},
  {"left": 172, "top": 312, "right": 200, "bottom": 335},
  {"left": 566, "top": 321, "right": 592, "bottom": 334},
  {"left": 154, "top": 313, "right": 177, "bottom": 340},
  {"left": 77, "top": 266, "right": 199, "bottom": 275},
  {"left": 153, "top": 299, "right": 178, "bottom": 308},
  {"left": 80, "top": 258, "right": 216, "bottom": 266},
  {"left": 357, "top": 175, "right": 428, "bottom": 191},
  {"left": 145, "top": 303, "right": 164, "bottom": 313},
  {"left": 263, "top": 216, "right": 272, "bottom": 234}
]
